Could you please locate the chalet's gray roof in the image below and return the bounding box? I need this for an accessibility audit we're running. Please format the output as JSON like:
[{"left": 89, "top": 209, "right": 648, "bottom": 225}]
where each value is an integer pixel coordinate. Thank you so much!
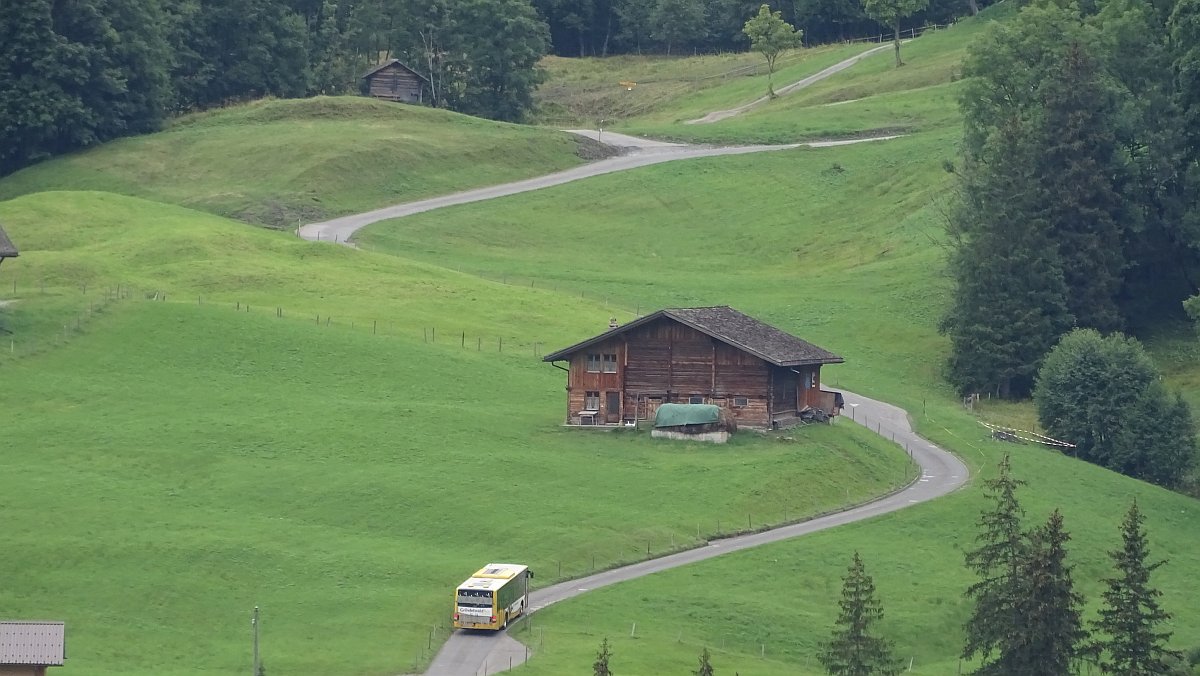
[
  {"left": 0, "top": 621, "right": 65, "bottom": 666},
  {"left": 361, "top": 59, "right": 430, "bottom": 82},
  {"left": 543, "top": 306, "right": 844, "bottom": 367},
  {"left": 0, "top": 225, "right": 17, "bottom": 258}
]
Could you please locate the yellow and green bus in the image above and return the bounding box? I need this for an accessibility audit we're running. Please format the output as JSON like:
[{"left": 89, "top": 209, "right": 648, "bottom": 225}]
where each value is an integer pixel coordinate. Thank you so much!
[{"left": 452, "top": 563, "right": 533, "bottom": 630}]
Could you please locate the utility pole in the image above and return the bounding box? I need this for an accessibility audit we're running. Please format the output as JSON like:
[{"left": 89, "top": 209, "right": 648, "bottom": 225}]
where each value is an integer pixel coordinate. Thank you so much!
[{"left": 252, "top": 606, "right": 261, "bottom": 676}]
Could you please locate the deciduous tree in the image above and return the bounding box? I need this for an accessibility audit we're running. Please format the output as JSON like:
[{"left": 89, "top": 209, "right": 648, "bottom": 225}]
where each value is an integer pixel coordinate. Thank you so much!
[
  {"left": 742, "top": 4, "right": 801, "bottom": 97},
  {"left": 1033, "top": 329, "right": 1197, "bottom": 488},
  {"left": 593, "top": 637, "right": 613, "bottom": 676},
  {"left": 860, "top": 0, "right": 927, "bottom": 67}
]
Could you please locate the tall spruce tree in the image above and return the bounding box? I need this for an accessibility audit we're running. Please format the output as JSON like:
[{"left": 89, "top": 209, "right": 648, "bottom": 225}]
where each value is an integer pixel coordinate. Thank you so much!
[
  {"left": 941, "top": 117, "right": 1074, "bottom": 398},
  {"left": 819, "top": 552, "right": 901, "bottom": 676},
  {"left": 1010, "top": 509, "right": 1087, "bottom": 675},
  {"left": 1090, "top": 501, "right": 1183, "bottom": 673},
  {"left": 1036, "top": 39, "right": 1127, "bottom": 333},
  {"left": 962, "top": 455, "right": 1027, "bottom": 674}
]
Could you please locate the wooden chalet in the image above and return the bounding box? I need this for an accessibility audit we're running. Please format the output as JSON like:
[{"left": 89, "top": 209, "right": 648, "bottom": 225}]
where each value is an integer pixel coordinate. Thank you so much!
[
  {"left": 0, "top": 225, "right": 17, "bottom": 269},
  {"left": 361, "top": 60, "right": 428, "bottom": 104},
  {"left": 542, "top": 306, "right": 845, "bottom": 429},
  {"left": 0, "top": 621, "right": 65, "bottom": 675}
]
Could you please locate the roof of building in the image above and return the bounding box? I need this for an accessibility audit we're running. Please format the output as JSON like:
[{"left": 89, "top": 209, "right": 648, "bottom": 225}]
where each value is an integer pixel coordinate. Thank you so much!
[
  {"left": 0, "top": 621, "right": 65, "bottom": 666},
  {"left": 361, "top": 59, "right": 430, "bottom": 81},
  {"left": 457, "top": 563, "right": 530, "bottom": 591},
  {"left": 542, "top": 306, "right": 844, "bottom": 367},
  {"left": 0, "top": 225, "right": 17, "bottom": 258}
]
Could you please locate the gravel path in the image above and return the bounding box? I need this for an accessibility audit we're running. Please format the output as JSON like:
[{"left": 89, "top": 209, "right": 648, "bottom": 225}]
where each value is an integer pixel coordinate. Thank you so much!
[
  {"left": 685, "top": 43, "right": 894, "bottom": 124},
  {"left": 424, "top": 388, "right": 969, "bottom": 675},
  {"left": 299, "top": 132, "right": 897, "bottom": 245}
]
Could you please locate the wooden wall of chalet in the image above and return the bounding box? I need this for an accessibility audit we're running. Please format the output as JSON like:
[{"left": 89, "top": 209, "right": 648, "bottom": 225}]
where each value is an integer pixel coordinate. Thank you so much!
[
  {"left": 365, "top": 64, "right": 423, "bottom": 103},
  {"left": 563, "top": 317, "right": 825, "bottom": 428}
]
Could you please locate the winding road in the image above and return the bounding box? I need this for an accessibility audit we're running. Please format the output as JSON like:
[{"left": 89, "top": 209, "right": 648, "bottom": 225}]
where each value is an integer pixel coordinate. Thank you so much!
[
  {"left": 295, "top": 41, "right": 966, "bottom": 675},
  {"left": 424, "top": 391, "right": 968, "bottom": 675}
]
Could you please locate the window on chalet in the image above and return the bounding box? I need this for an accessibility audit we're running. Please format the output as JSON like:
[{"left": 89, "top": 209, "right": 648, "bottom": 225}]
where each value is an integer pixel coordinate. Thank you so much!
[
  {"left": 733, "top": 397, "right": 749, "bottom": 407},
  {"left": 689, "top": 395, "right": 704, "bottom": 404},
  {"left": 584, "top": 391, "right": 600, "bottom": 410},
  {"left": 586, "top": 354, "right": 601, "bottom": 372},
  {"left": 602, "top": 353, "right": 618, "bottom": 373}
]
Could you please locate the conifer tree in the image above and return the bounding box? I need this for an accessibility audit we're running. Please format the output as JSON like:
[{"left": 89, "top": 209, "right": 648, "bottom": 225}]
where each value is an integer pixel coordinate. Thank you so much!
[
  {"left": 819, "top": 552, "right": 900, "bottom": 676},
  {"left": 961, "top": 455, "right": 1027, "bottom": 674},
  {"left": 1090, "top": 501, "right": 1183, "bottom": 673},
  {"left": 593, "top": 637, "right": 613, "bottom": 676},
  {"left": 1010, "top": 509, "right": 1087, "bottom": 675},
  {"left": 694, "top": 646, "right": 714, "bottom": 676}
]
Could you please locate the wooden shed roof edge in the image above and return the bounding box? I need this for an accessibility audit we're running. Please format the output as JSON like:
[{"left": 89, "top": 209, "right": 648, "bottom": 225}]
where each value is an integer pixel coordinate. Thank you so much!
[
  {"left": 542, "top": 306, "right": 844, "bottom": 367},
  {"left": 0, "top": 225, "right": 18, "bottom": 258},
  {"left": 360, "top": 59, "right": 430, "bottom": 81}
]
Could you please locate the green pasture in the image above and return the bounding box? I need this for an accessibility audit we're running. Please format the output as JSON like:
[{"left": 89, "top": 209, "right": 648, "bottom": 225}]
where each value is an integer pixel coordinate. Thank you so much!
[
  {"left": 2, "top": 1, "right": 1199, "bottom": 671},
  {"left": 0, "top": 97, "right": 587, "bottom": 229},
  {"left": 534, "top": 43, "right": 873, "bottom": 127},
  {"left": 512, "top": 444, "right": 1200, "bottom": 675},
  {"left": 356, "top": 130, "right": 961, "bottom": 406},
  {"left": 0, "top": 192, "right": 915, "bottom": 675}
]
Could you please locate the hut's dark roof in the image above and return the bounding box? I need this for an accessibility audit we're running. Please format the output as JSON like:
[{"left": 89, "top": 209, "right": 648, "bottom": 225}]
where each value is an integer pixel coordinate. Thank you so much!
[
  {"left": 0, "top": 621, "right": 65, "bottom": 666},
  {"left": 361, "top": 59, "right": 429, "bottom": 82},
  {"left": 543, "top": 306, "right": 843, "bottom": 367},
  {"left": 0, "top": 225, "right": 17, "bottom": 258}
]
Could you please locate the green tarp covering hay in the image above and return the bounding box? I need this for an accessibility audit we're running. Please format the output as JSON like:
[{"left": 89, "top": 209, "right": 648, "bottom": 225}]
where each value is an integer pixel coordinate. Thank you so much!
[{"left": 653, "top": 404, "right": 722, "bottom": 428}]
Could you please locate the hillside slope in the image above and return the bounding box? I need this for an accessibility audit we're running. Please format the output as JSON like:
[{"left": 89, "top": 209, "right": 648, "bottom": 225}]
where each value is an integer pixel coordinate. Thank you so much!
[
  {"left": 0, "top": 191, "right": 915, "bottom": 675},
  {"left": 0, "top": 97, "right": 590, "bottom": 229}
]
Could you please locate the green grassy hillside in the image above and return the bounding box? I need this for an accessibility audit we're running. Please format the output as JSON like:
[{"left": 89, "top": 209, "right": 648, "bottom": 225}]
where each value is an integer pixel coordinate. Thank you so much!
[
  {"left": 0, "top": 191, "right": 914, "bottom": 675},
  {"left": 0, "top": 97, "right": 589, "bottom": 228},
  {"left": 2, "top": 1, "right": 1198, "bottom": 671}
]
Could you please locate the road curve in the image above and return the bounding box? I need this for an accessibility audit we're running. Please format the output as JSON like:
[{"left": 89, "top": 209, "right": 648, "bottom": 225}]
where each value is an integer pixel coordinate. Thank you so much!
[
  {"left": 299, "top": 133, "right": 899, "bottom": 245},
  {"left": 685, "top": 43, "right": 894, "bottom": 125},
  {"left": 425, "top": 388, "right": 969, "bottom": 675}
]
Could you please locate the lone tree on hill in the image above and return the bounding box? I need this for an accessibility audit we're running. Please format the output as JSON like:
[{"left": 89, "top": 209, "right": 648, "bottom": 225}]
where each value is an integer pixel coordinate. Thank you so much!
[
  {"left": 594, "top": 637, "right": 614, "bottom": 676},
  {"left": 742, "top": 4, "right": 802, "bottom": 98},
  {"left": 819, "top": 552, "right": 901, "bottom": 676},
  {"left": 1089, "top": 501, "right": 1183, "bottom": 673},
  {"left": 861, "top": 0, "right": 928, "bottom": 67},
  {"left": 962, "top": 455, "right": 1028, "bottom": 674},
  {"left": 694, "top": 646, "right": 715, "bottom": 676}
]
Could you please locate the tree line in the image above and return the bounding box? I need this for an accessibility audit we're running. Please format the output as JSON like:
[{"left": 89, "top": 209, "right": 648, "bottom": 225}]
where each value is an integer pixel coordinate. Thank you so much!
[
  {"left": 940, "top": 0, "right": 1200, "bottom": 487},
  {"left": 1, "top": 0, "right": 988, "bottom": 177},
  {"left": 0, "top": 0, "right": 549, "bottom": 175},
  {"left": 942, "top": 0, "right": 1200, "bottom": 399},
  {"left": 530, "top": 0, "right": 990, "bottom": 57},
  {"left": 588, "top": 457, "right": 1191, "bottom": 674}
]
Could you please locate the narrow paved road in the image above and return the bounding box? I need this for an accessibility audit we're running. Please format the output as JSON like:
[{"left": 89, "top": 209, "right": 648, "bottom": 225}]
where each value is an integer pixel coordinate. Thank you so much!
[
  {"left": 685, "top": 43, "right": 894, "bottom": 124},
  {"left": 300, "top": 132, "right": 897, "bottom": 245},
  {"left": 425, "top": 388, "right": 968, "bottom": 675}
]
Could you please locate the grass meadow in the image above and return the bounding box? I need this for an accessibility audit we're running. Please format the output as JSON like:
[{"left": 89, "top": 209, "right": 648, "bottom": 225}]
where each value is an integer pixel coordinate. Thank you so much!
[
  {"left": 0, "top": 97, "right": 587, "bottom": 229},
  {"left": 2, "top": 2, "right": 1199, "bottom": 671},
  {"left": 0, "top": 192, "right": 914, "bottom": 675}
]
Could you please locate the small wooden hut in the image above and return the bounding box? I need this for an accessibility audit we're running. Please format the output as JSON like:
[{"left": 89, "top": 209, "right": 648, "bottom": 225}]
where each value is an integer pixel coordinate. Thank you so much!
[{"left": 361, "top": 60, "right": 428, "bottom": 104}]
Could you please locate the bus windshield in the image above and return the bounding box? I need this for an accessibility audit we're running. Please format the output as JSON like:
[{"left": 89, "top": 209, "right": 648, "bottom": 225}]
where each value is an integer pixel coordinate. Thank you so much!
[{"left": 456, "top": 589, "right": 493, "bottom": 607}]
